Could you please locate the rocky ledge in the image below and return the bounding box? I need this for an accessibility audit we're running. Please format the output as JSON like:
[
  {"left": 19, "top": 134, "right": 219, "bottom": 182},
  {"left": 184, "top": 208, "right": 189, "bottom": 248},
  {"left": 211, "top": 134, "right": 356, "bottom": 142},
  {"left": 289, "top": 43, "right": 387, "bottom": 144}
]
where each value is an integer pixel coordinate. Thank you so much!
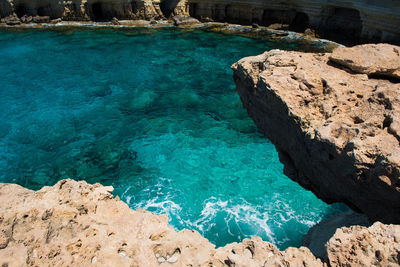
[
  {"left": 0, "top": 179, "right": 399, "bottom": 266},
  {"left": 1, "top": 0, "right": 400, "bottom": 43},
  {"left": 232, "top": 43, "right": 400, "bottom": 223}
]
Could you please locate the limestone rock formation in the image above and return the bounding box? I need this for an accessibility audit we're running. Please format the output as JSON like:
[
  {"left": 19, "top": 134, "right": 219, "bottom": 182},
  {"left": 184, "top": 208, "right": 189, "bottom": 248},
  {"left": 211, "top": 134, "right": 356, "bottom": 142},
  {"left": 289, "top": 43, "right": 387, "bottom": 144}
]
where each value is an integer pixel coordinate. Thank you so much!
[
  {"left": 232, "top": 44, "right": 400, "bottom": 223},
  {"left": 303, "top": 211, "right": 370, "bottom": 259},
  {"left": 326, "top": 222, "right": 400, "bottom": 267},
  {"left": 0, "top": 179, "right": 399, "bottom": 266},
  {"left": 186, "top": 0, "right": 400, "bottom": 43},
  {"left": 330, "top": 44, "right": 400, "bottom": 79},
  {"left": 0, "top": 0, "right": 399, "bottom": 43},
  {"left": 0, "top": 179, "right": 324, "bottom": 267},
  {"left": 1, "top": 14, "right": 20, "bottom": 25},
  {"left": 172, "top": 15, "right": 200, "bottom": 25}
]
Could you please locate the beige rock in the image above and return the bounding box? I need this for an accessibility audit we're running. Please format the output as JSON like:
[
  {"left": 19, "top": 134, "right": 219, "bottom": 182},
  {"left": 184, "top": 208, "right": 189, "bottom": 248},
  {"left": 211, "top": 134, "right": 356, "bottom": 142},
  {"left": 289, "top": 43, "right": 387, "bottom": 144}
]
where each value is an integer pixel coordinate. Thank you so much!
[
  {"left": 0, "top": 179, "right": 399, "bottom": 266},
  {"left": 330, "top": 44, "right": 400, "bottom": 79},
  {"left": 0, "top": 179, "right": 323, "bottom": 266},
  {"left": 232, "top": 44, "right": 400, "bottom": 223},
  {"left": 327, "top": 222, "right": 400, "bottom": 267}
]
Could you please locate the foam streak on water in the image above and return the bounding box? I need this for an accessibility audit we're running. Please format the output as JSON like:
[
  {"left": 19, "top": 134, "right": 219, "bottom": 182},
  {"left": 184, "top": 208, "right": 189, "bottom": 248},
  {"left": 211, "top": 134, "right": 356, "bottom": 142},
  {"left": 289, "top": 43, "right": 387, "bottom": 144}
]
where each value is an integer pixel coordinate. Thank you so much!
[{"left": 0, "top": 28, "right": 347, "bottom": 249}]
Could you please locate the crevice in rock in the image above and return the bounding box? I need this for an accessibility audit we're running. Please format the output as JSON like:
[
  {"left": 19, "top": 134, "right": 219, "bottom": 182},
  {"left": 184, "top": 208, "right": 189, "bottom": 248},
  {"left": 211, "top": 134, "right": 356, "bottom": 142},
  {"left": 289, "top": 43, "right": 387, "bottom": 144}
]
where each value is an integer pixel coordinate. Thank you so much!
[
  {"left": 383, "top": 115, "right": 392, "bottom": 129},
  {"left": 368, "top": 73, "right": 400, "bottom": 83},
  {"left": 326, "top": 60, "right": 360, "bottom": 75}
]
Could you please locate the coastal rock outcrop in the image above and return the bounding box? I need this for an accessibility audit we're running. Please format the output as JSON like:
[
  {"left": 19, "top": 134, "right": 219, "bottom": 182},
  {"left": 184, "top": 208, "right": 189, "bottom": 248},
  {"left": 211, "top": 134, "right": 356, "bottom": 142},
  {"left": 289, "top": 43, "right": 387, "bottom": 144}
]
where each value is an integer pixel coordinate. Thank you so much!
[
  {"left": 329, "top": 44, "right": 400, "bottom": 79},
  {"left": 326, "top": 222, "right": 400, "bottom": 266},
  {"left": 0, "top": 179, "right": 399, "bottom": 266},
  {"left": 303, "top": 211, "right": 370, "bottom": 259},
  {"left": 0, "top": 0, "right": 399, "bottom": 43},
  {"left": 185, "top": 0, "right": 400, "bottom": 43},
  {"left": 0, "top": 179, "right": 325, "bottom": 266},
  {"left": 232, "top": 44, "right": 400, "bottom": 223}
]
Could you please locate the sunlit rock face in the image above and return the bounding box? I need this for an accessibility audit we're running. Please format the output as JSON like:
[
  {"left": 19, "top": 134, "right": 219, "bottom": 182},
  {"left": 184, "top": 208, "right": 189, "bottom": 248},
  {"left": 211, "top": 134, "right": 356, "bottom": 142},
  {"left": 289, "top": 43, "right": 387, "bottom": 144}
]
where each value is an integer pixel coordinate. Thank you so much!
[
  {"left": 1, "top": 0, "right": 399, "bottom": 43},
  {"left": 232, "top": 44, "right": 400, "bottom": 223},
  {"left": 0, "top": 179, "right": 325, "bottom": 267},
  {"left": 0, "top": 179, "right": 399, "bottom": 267}
]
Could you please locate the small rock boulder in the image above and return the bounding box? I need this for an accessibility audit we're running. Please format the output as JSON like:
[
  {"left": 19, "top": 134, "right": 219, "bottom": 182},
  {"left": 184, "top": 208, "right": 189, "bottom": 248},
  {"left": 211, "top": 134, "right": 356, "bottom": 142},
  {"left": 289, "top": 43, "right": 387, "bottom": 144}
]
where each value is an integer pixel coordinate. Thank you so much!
[
  {"left": 4, "top": 15, "right": 20, "bottom": 25},
  {"left": 32, "top": 16, "right": 50, "bottom": 23},
  {"left": 267, "top": 23, "right": 289, "bottom": 30},
  {"left": 304, "top": 28, "right": 317, "bottom": 37},
  {"left": 329, "top": 43, "right": 400, "bottom": 79},
  {"left": 327, "top": 222, "right": 400, "bottom": 266},
  {"left": 20, "top": 15, "right": 33, "bottom": 23},
  {"left": 111, "top": 17, "right": 119, "bottom": 25},
  {"left": 50, "top": 18, "right": 62, "bottom": 24},
  {"left": 172, "top": 15, "right": 200, "bottom": 26}
]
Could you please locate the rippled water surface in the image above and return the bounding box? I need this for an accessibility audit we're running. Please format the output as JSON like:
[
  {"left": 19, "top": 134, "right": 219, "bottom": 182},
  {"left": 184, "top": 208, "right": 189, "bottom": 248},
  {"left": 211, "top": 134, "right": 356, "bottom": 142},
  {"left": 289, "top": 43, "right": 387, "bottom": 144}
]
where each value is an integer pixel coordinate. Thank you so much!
[{"left": 0, "top": 28, "right": 347, "bottom": 249}]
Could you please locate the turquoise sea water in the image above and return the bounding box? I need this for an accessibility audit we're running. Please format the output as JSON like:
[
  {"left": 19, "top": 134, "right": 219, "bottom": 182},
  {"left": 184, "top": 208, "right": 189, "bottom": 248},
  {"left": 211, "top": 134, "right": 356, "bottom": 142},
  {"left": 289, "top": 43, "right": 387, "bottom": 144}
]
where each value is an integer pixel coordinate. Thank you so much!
[{"left": 0, "top": 28, "right": 347, "bottom": 249}]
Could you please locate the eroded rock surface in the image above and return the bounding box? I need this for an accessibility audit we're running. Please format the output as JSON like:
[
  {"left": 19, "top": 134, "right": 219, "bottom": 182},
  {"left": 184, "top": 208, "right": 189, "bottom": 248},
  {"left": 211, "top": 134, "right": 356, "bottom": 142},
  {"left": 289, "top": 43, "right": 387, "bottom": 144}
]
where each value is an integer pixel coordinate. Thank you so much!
[
  {"left": 232, "top": 44, "right": 400, "bottom": 223},
  {"left": 0, "top": 179, "right": 323, "bottom": 267},
  {"left": 0, "top": 179, "right": 399, "bottom": 266},
  {"left": 330, "top": 44, "right": 400, "bottom": 79},
  {"left": 327, "top": 222, "right": 400, "bottom": 267}
]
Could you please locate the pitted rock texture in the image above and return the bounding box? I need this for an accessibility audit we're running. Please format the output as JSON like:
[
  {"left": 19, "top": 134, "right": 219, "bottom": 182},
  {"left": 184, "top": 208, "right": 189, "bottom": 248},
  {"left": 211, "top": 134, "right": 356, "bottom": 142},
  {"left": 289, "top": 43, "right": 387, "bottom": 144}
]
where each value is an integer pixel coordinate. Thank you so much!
[
  {"left": 0, "top": 179, "right": 324, "bottom": 267},
  {"left": 326, "top": 222, "right": 400, "bottom": 267},
  {"left": 232, "top": 44, "right": 400, "bottom": 223},
  {"left": 0, "top": 179, "right": 399, "bottom": 266},
  {"left": 330, "top": 44, "right": 400, "bottom": 79}
]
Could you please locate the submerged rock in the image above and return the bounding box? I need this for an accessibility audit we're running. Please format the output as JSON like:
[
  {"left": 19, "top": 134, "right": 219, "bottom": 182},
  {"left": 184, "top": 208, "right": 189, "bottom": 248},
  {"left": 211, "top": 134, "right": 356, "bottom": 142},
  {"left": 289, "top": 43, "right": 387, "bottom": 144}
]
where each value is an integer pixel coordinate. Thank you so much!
[
  {"left": 0, "top": 179, "right": 398, "bottom": 266},
  {"left": 232, "top": 44, "right": 400, "bottom": 223}
]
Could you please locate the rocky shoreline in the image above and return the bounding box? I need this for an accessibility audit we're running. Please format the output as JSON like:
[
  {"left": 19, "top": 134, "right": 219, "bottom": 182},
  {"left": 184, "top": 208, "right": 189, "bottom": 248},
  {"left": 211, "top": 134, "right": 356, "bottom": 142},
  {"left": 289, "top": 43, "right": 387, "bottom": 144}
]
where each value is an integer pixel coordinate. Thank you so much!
[
  {"left": 1, "top": 179, "right": 399, "bottom": 266},
  {"left": 0, "top": 6, "right": 399, "bottom": 265},
  {"left": 232, "top": 43, "right": 400, "bottom": 223},
  {"left": 0, "top": 0, "right": 399, "bottom": 43},
  {"left": 0, "top": 18, "right": 342, "bottom": 53}
]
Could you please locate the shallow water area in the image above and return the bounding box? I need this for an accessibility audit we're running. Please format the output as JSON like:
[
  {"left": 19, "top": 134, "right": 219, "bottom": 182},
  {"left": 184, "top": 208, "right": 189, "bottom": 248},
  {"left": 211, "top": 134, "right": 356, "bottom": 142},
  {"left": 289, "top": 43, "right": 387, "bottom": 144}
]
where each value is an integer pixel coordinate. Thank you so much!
[{"left": 0, "top": 28, "right": 348, "bottom": 249}]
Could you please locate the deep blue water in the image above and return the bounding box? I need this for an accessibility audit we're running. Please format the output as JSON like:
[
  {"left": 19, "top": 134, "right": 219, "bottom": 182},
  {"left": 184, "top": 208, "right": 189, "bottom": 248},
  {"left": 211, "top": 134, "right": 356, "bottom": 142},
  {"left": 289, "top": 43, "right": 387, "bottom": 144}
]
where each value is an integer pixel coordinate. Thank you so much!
[{"left": 0, "top": 28, "right": 347, "bottom": 249}]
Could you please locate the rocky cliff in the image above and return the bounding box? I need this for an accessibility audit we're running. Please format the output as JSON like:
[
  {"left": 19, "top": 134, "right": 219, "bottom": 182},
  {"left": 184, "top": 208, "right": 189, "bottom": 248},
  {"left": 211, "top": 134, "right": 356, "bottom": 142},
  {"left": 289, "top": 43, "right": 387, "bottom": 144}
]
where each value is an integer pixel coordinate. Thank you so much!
[
  {"left": 0, "top": 179, "right": 399, "bottom": 266},
  {"left": 0, "top": 0, "right": 399, "bottom": 43},
  {"left": 232, "top": 43, "right": 400, "bottom": 223}
]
